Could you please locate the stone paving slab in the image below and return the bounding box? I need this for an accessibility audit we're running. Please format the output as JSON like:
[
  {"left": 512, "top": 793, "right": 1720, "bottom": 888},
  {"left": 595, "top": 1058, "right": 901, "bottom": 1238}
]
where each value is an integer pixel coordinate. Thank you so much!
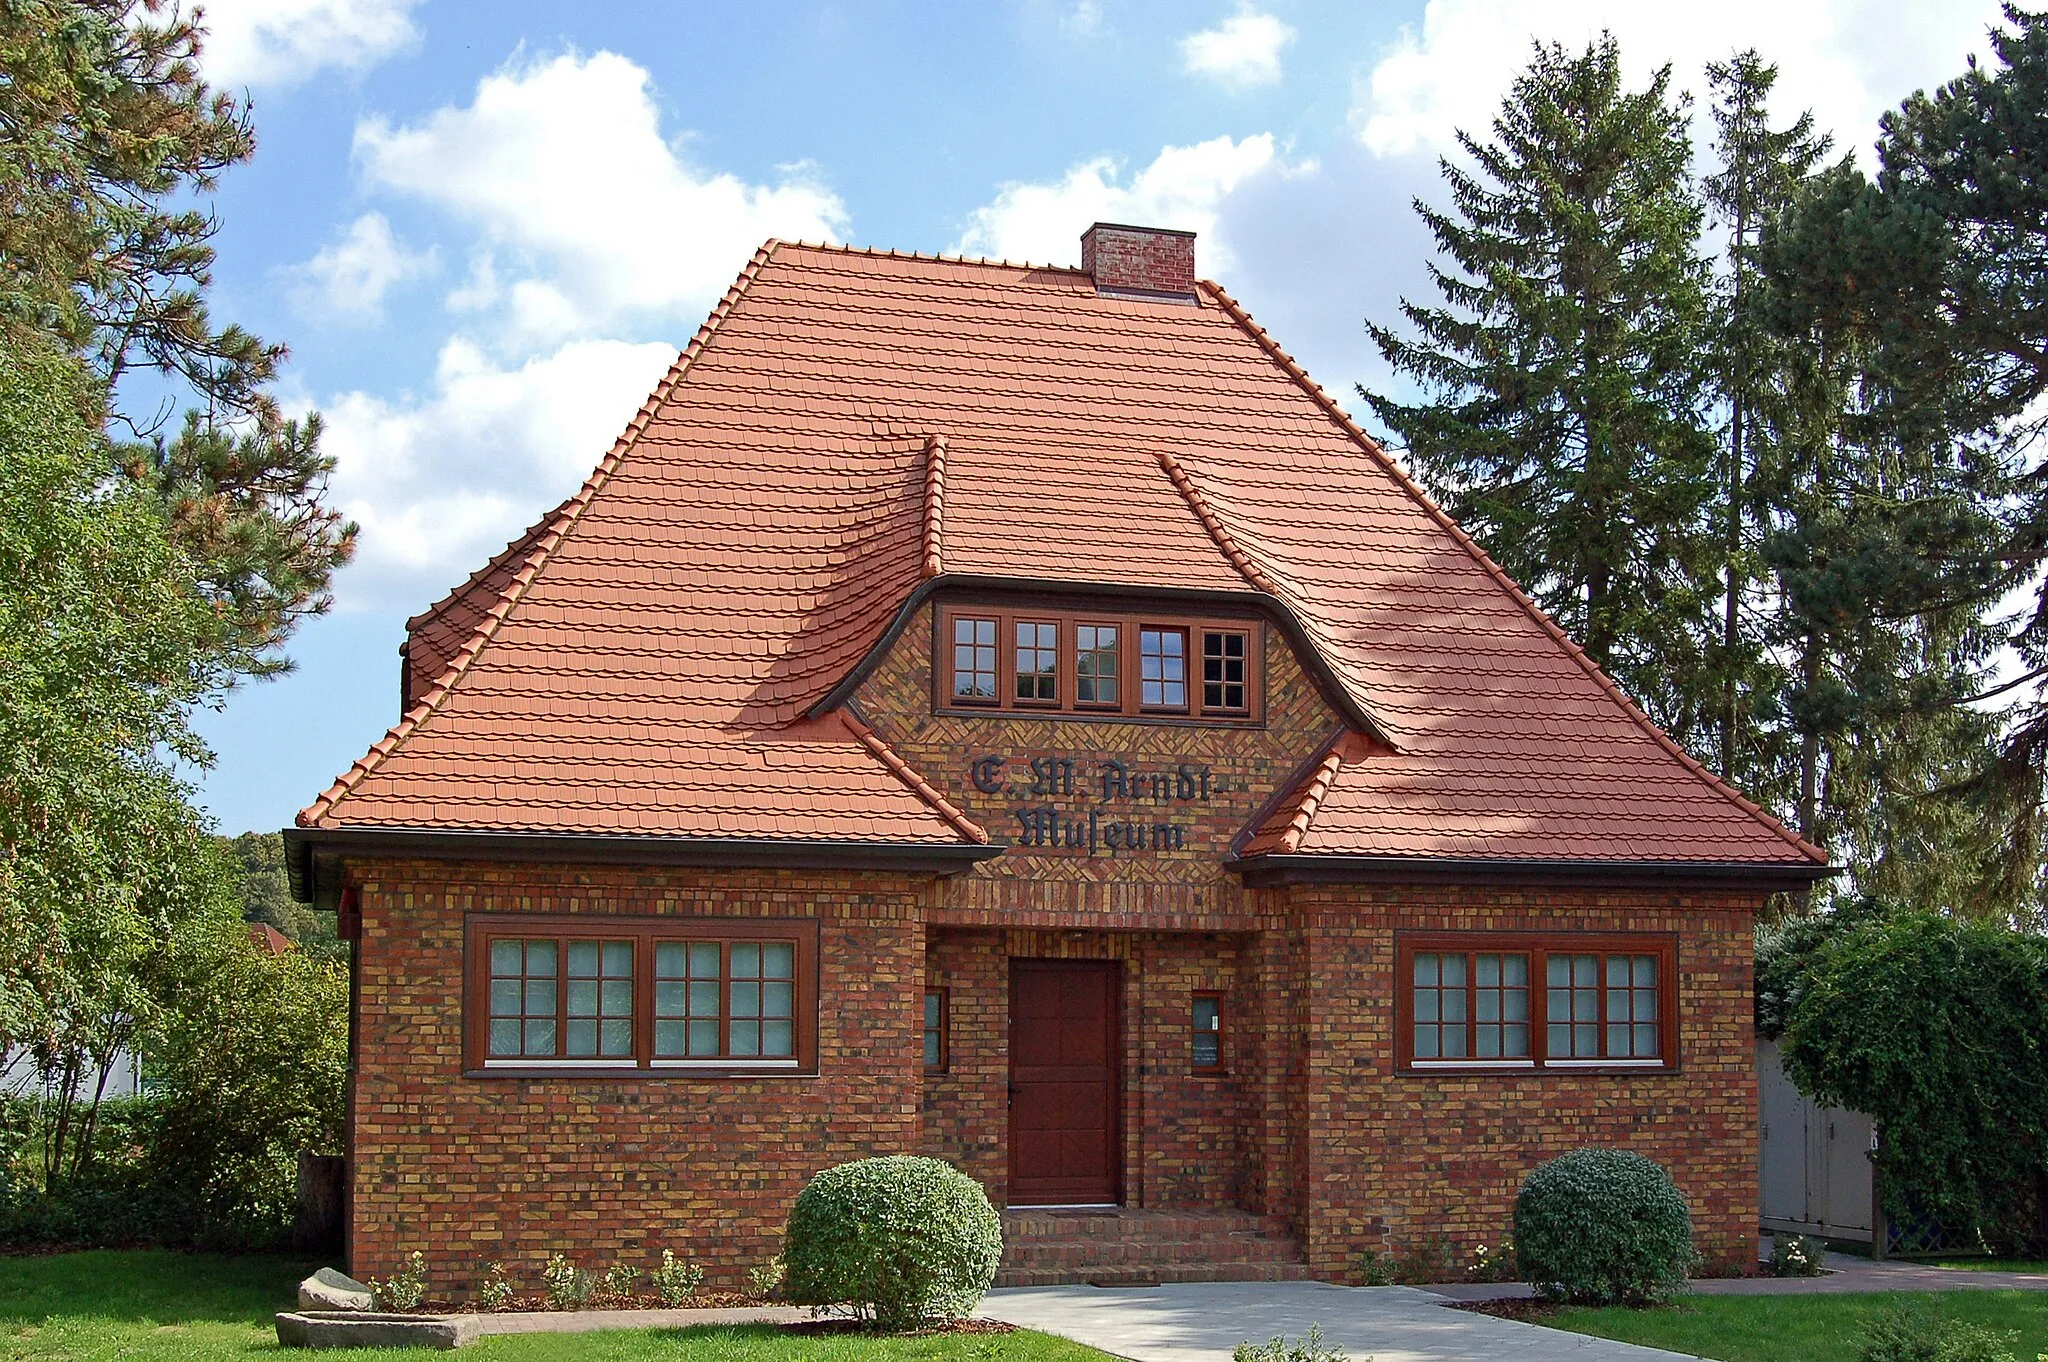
[
  {"left": 979, "top": 1281, "right": 1702, "bottom": 1362},
  {"left": 471, "top": 1304, "right": 808, "bottom": 1335}
]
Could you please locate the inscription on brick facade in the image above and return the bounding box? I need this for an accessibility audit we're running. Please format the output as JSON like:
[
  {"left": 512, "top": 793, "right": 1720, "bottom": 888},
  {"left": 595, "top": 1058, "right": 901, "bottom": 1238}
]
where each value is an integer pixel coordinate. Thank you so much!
[{"left": 970, "top": 754, "right": 1216, "bottom": 855}]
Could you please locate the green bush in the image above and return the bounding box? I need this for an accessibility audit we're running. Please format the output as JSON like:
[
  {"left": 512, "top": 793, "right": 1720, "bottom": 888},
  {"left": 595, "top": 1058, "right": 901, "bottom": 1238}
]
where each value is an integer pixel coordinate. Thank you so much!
[
  {"left": 782, "top": 1155, "right": 1001, "bottom": 1330},
  {"left": 1858, "top": 1303, "right": 2022, "bottom": 1362},
  {"left": 1513, "top": 1149, "right": 1698, "bottom": 1304}
]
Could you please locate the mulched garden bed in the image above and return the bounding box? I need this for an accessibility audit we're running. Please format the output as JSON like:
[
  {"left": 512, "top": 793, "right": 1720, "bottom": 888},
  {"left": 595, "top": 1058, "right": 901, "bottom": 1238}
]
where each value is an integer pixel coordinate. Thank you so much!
[
  {"left": 1449, "top": 1297, "right": 1563, "bottom": 1322},
  {"left": 780, "top": 1319, "right": 1017, "bottom": 1336}
]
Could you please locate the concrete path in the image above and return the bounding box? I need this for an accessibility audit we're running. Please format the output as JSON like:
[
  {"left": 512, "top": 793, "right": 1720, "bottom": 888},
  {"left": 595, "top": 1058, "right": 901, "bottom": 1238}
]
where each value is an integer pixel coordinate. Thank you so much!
[
  {"left": 979, "top": 1281, "right": 1700, "bottom": 1362},
  {"left": 1426, "top": 1249, "right": 2048, "bottom": 1302}
]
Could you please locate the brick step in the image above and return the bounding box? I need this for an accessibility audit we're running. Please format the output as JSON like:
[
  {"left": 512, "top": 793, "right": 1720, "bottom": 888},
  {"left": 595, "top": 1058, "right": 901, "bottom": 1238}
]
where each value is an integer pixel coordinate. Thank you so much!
[
  {"left": 1003, "top": 1236, "right": 1305, "bottom": 1269},
  {"left": 994, "top": 1261, "right": 1320, "bottom": 1288},
  {"left": 996, "top": 1207, "right": 1309, "bottom": 1287},
  {"left": 1001, "top": 1209, "right": 1288, "bottom": 1240}
]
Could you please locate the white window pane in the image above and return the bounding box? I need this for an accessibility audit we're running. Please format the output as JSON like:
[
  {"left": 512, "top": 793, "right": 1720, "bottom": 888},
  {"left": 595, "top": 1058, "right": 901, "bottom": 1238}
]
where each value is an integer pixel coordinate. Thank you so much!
[
  {"left": 601, "top": 1019, "right": 632, "bottom": 1057},
  {"left": 566, "top": 1019, "right": 597, "bottom": 1056},
  {"left": 1504, "top": 1023, "right": 1529, "bottom": 1058},
  {"left": 687, "top": 1019, "right": 720, "bottom": 1056},
  {"left": 656, "top": 941, "right": 686, "bottom": 976},
  {"left": 568, "top": 941, "right": 598, "bottom": 977},
  {"left": 732, "top": 981, "right": 760, "bottom": 1015},
  {"left": 762, "top": 981, "right": 793, "bottom": 1018},
  {"left": 730, "top": 1020, "right": 761, "bottom": 1056},
  {"left": 489, "top": 1019, "right": 521, "bottom": 1056},
  {"left": 1635, "top": 1023, "right": 1659, "bottom": 1057},
  {"left": 526, "top": 940, "right": 555, "bottom": 974},
  {"left": 689, "top": 980, "right": 720, "bottom": 1016},
  {"left": 524, "top": 1019, "right": 556, "bottom": 1055},
  {"left": 601, "top": 979, "right": 632, "bottom": 1014},
  {"left": 655, "top": 1020, "right": 686, "bottom": 1055},
  {"left": 567, "top": 980, "right": 597, "bottom": 1016},
  {"left": 731, "top": 943, "right": 762, "bottom": 978},
  {"left": 525, "top": 980, "right": 555, "bottom": 1015},
  {"left": 491, "top": 939, "right": 523, "bottom": 974},
  {"left": 762, "top": 942, "right": 795, "bottom": 978},
  {"left": 602, "top": 940, "right": 632, "bottom": 975},
  {"left": 689, "top": 942, "right": 720, "bottom": 977},
  {"left": 761, "top": 1020, "right": 793, "bottom": 1057},
  {"left": 490, "top": 979, "right": 521, "bottom": 1017},
  {"left": 1416, "top": 1027, "right": 1440, "bottom": 1058}
]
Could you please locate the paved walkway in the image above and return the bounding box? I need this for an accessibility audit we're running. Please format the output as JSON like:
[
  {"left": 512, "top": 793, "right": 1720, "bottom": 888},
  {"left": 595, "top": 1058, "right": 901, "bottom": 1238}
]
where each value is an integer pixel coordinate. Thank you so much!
[
  {"left": 979, "top": 1281, "right": 1699, "bottom": 1362},
  {"left": 469, "top": 1304, "right": 806, "bottom": 1335},
  {"left": 1426, "top": 1249, "right": 2048, "bottom": 1301}
]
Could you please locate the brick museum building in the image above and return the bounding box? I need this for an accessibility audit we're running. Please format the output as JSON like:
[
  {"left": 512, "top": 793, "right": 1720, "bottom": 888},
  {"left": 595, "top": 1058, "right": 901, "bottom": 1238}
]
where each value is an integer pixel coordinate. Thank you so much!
[{"left": 286, "top": 224, "right": 1827, "bottom": 1286}]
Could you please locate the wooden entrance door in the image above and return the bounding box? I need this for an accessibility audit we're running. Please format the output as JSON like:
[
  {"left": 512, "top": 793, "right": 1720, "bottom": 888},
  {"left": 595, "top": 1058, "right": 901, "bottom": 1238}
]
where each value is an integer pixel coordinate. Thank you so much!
[{"left": 1009, "top": 959, "right": 1121, "bottom": 1206}]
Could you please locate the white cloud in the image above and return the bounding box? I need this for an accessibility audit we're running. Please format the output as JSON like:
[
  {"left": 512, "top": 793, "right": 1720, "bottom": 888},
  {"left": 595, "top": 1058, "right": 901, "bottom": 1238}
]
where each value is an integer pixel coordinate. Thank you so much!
[
  {"left": 1061, "top": 2, "right": 1106, "bottom": 38},
  {"left": 353, "top": 50, "right": 848, "bottom": 346},
  {"left": 953, "top": 134, "right": 1307, "bottom": 271},
  {"left": 1353, "top": 0, "right": 2004, "bottom": 159},
  {"left": 319, "top": 337, "right": 679, "bottom": 607},
  {"left": 287, "top": 213, "right": 434, "bottom": 323},
  {"left": 198, "top": 0, "right": 422, "bottom": 88},
  {"left": 1180, "top": 5, "right": 1297, "bottom": 90}
]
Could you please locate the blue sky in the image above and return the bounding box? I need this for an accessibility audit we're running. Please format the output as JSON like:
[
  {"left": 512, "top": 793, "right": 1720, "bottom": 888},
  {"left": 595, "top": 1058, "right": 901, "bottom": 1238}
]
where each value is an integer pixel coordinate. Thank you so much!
[{"left": 187, "top": 0, "right": 2005, "bottom": 835}]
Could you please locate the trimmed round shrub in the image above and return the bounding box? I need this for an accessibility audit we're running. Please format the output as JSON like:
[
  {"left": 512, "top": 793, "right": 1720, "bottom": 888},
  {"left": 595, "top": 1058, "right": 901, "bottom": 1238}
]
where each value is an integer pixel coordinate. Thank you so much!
[
  {"left": 1514, "top": 1148, "right": 1698, "bottom": 1304},
  {"left": 782, "top": 1155, "right": 1001, "bottom": 1330}
]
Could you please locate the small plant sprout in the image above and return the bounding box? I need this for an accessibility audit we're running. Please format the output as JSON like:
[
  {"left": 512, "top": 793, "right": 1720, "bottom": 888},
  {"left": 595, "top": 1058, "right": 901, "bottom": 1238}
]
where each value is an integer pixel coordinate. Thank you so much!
[
  {"left": 1234, "top": 1322, "right": 1352, "bottom": 1362},
  {"left": 652, "top": 1249, "right": 704, "bottom": 1306},
  {"left": 371, "top": 1251, "right": 428, "bottom": 1312},
  {"left": 747, "top": 1258, "right": 785, "bottom": 1301},
  {"left": 598, "top": 1262, "right": 640, "bottom": 1305},
  {"left": 542, "top": 1254, "right": 592, "bottom": 1310}
]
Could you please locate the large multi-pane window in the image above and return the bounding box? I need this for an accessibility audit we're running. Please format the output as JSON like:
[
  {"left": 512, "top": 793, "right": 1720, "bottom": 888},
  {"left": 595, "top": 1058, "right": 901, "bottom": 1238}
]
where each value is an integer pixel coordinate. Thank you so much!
[
  {"left": 470, "top": 917, "right": 817, "bottom": 1074},
  {"left": 1400, "top": 936, "right": 1674, "bottom": 1070},
  {"left": 939, "top": 607, "right": 1259, "bottom": 721}
]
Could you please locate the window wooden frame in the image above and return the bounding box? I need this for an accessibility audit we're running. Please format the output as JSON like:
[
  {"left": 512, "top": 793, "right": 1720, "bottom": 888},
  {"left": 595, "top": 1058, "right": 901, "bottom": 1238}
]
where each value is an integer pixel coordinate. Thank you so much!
[
  {"left": 935, "top": 606, "right": 1264, "bottom": 724},
  {"left": 464, "top": 914, "right": 820, "bottom": 1078},
  {"left": 1394, "top": 933, "right": 1678, "bottom": 1074},
  {"left": 923, "top": 987, "right": 950, "bottom": 1073},
  {"left": 1191, "top": 990, "right": 1226, "bottom": 1074}
]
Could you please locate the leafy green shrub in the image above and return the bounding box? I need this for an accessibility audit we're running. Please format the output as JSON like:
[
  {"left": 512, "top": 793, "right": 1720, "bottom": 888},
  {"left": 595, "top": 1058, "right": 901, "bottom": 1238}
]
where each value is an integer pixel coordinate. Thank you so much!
[
  {"left": 1858, "top": 1303, "right": 2021, "bottom": 1362},
  {"left": 1767, "top": 1233, "right": 1827, "bottom": 1277},
  {"left": 595, "top": 1262, "right": 639, "bottom": 1305},
  {"left": 1467, "top": 1238, "right": 1518, "bottom": 1283},
  {"left": 782, "top": 1155, "right": 1001, "bottom": 1330},
  {"left": 1514, "top": 1149, "right": 1697, "bottom": 1304},
  {"left": 1775, "top": 909, "right": 2048, "bottom": 1252},
  {"left": 1350, "top": 1247, "right": 1396, "bottom": 1286},
  {"left": 373, "top": 1252, "right": 428, "bottom": 1312},
  {"left": 1235, "top": 1323, "right": 1350, "bottom": 1362},
  {"left": 748, "top": 1258, "right": 785, "bottom": 1301},
  {"left": 651, "top": 1249, "right": 703, "bottom": 1305}
]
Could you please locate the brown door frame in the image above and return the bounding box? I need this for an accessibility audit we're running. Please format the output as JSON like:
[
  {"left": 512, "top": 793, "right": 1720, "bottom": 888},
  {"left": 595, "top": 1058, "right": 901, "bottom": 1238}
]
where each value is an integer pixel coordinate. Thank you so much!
[{"left": 1007, "top": 957, "right": 1125, "bottom": 1207}]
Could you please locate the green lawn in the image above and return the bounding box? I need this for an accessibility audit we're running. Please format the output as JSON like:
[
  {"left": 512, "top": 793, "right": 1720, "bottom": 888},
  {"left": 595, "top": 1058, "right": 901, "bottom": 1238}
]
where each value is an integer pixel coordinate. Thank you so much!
[
  {"left": 1551, "top": 1291, "right": 2048, "bottom": 1362},
  {"left": 0, "top": 1251, "right": 1109, "bottom": 1361}
]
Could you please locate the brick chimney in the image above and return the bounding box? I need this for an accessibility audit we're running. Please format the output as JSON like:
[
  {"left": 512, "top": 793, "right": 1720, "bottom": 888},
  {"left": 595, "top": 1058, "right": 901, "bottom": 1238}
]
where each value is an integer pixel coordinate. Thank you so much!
[{"left": 1081, "top": 223, "right": 1197, "bottom": 299}]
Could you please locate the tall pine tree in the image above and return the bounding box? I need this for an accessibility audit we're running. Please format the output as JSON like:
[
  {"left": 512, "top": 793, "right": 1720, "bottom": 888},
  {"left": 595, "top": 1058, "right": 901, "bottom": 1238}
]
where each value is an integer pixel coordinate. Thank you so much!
[
  {"left": 1701, "top": 53, "right": 1829, "bottom": 794},
  {"left": 1361, "top": 35, "right": 1719, "bottom": 743}
]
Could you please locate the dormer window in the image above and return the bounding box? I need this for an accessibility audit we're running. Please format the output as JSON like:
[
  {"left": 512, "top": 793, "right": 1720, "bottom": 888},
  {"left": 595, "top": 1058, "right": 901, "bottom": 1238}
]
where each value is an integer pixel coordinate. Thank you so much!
[
  {"left": 951, "top": 615, "right": 998, "bottom": 702},
  {"left": 939, "top": 607, "right": 1260, "bottom": 723}
]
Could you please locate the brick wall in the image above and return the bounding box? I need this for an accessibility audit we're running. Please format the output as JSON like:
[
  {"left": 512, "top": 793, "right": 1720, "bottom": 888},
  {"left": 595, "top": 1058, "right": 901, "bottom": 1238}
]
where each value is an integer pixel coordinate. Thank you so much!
[
  {"left": 346, "top": 859, "right": 931, "bottom": 1291},
  {"left": 1286, "top": 883, "right": 1761, "bottom": 1279},
  {"left": 1081, "top": 224, "right": 1197, "bottom": 294}
]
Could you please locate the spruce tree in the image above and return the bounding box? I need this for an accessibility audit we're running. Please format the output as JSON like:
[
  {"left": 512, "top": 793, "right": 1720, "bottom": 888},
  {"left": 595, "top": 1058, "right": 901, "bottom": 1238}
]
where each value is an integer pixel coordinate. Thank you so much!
[
  {"left": 1361, "top": 35, "right": 1719, "bottom": 743},
  {"left": 1701, "top": 53, "right": 1829, "bottom": 792},
  {"left": 1763, "top": 6, "right": 2048, "bottom": 915}
]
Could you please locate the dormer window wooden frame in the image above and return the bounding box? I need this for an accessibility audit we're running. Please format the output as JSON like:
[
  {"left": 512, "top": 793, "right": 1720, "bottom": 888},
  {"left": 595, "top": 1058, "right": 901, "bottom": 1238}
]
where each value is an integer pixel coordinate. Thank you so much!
[{"left": 937, "top": 606, "right": 1263, "bottom": 724}]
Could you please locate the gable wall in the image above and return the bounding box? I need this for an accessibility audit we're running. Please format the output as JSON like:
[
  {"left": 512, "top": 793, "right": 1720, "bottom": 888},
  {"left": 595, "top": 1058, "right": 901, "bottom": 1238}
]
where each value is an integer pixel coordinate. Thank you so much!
[{"left": 853, "top": 601, "right": 1345, "bottom": 929}]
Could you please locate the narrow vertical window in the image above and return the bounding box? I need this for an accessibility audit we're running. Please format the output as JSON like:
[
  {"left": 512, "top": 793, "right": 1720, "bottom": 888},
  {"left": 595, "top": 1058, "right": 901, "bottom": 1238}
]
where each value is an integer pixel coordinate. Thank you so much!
[
  {"left": 1412, "top": 952, "right": 1468, "bottom": 1059},
  {"left": 951, "top": 615, "right": 998, "bottom": 701},
  {"left": 1606, "top": 955, "right": 1660, "bottom": 1059},
  {"left": 726, "top": 941, "right": 797, "bottom": 1058},
  {"left": 488, "top": 939, "right": 558, "bottom": 1059},
  {"left": 1075, "top": 624, "right": 1120, "bottom": 706},
  {"left": 923, "top": 989, "right": 948, "bottom": 1071},
  {"left": 1201, "top": 630, "right": 1248, "bottom": 712},
  {"left": 1014, "top": 620, "right": 1059, "bottom": 703},
  {"left": 1192, "top": 992, "right": 1224, "bottom": 1072},
  {"left": 1140, "top": 627, "right": 1187, "bottom": 709},
  {"left": 1473, "top": 954, "right": 1530, "bottom": 1058},
  {"left": 1547, "top": 954, "right": 1602, "bottom": 1059},
  {"left": 565, "top": 940, "right": 635, "bottom": 1058},
  {"left": 654, "top": 941, "right": 723, "bottom": 1058}
]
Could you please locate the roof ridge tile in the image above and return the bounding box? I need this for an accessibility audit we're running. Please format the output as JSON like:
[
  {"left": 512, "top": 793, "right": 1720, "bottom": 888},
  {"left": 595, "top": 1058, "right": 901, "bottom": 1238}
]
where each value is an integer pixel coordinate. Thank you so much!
[
  {"left": 1198, "top": 279, "right": 1826, "bottom": 867},
  {"left": 922, "top": 433, "right": 946, "bottom": 578},
  {"left": 840, "top": 707, "right": 988, "bottom": 844}
]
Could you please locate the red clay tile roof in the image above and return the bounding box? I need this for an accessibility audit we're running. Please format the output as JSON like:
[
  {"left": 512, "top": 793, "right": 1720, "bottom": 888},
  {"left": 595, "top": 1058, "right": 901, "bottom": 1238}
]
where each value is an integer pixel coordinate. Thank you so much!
[{"left": 300, "top": 240, "right": 1822, "bottom": 869}]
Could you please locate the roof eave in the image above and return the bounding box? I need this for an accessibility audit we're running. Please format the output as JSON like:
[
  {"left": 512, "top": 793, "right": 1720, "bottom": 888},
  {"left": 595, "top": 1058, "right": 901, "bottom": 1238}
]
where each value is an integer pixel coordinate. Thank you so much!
[
  {"left": 809, "top": 572, "right": 1394, "bottom": 748},
  {"left": 1228, "top": 852, "right": 1835, "bottom": 892},
  {"left": 283, "top": 825, "right": 1002, "bottom": 907}
]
